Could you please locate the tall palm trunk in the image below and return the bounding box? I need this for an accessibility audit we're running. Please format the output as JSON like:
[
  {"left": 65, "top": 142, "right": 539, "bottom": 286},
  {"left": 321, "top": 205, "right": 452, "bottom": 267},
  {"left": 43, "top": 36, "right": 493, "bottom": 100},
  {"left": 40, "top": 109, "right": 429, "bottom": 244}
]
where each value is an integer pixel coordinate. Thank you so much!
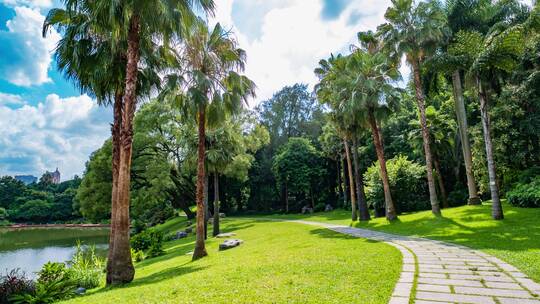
[
  {"left": 351, "top": 137, "right": 370, "bottom": 221},
  {"left": 342, "top": 154, "right": 349, "bottom": 207},
  {"left": 343, "top": 139, "right": 358, "bottom": 221},
  {"left": 284, "top": 181, "right": 289, "bottom": 213},
  {"left": 433, "top": 155, "right": 448, "bottom": 208},
  {"left": 452, "top": 70, "right": 480, "bottom": 205},
  {"left": 106, "top": 16, "right": 139, "bottom": 285},
  {"left": 477, "top": 79, "right": 503, "bottom": 220},
  {"left": 368, "top": 110, "right": 397, "bottom": 221},
  {"left": 203, "top": 172, "right": 209, "bottom": 240},
  {"left": 411, "top": 58, "right": 441, "bottom": 216},
  {"left": 212, "top": 172, "right": 220, "bottom": 237},
  {"left": 107, "top": 91, "right": 123, "bottom": 283},
  {"left": 336, "top": 159, "right": 343, "bottom": 203},
  {"left": 193, "top": 106, "right": 208, "bottom": 260}
]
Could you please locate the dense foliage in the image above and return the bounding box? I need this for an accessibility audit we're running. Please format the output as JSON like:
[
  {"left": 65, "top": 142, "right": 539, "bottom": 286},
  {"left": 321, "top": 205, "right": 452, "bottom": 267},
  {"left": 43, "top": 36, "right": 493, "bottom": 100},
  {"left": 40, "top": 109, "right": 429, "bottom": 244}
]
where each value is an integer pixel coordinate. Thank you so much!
[
  {"left": 0, "top": 176, "right": 81, "bottom": 224},
  {"left": 364, "top": 156, "right": 429, "bottom": 215}
]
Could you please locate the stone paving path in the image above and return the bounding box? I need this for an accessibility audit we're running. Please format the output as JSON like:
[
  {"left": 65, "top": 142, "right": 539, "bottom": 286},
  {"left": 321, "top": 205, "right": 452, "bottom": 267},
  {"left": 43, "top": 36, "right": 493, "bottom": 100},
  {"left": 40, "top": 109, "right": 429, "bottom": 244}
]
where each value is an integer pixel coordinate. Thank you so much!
[{"left": 291, "top": 220, "right": 540, "bottom": 304}]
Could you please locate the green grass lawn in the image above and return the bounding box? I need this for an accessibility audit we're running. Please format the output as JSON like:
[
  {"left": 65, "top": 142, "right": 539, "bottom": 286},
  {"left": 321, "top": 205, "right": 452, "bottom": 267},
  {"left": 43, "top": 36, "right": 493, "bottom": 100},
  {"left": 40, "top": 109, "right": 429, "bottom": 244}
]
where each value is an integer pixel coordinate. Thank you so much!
[
  {"left": 63, "top": 218, "right": 401, "bottom": 304},
  {"left": 272, "top": 202, "right": 540, "bottom": 282}
]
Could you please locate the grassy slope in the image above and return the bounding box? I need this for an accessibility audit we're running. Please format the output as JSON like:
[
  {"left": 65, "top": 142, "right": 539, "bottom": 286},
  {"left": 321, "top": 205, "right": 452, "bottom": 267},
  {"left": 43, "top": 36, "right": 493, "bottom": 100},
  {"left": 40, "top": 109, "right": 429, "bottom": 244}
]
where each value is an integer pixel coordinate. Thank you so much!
[
  {"left": 63, "top": 218, "right": 401, "bottom": 304},
  {"left": 272, "top": 202, "right": 540, "bottom": 282}
]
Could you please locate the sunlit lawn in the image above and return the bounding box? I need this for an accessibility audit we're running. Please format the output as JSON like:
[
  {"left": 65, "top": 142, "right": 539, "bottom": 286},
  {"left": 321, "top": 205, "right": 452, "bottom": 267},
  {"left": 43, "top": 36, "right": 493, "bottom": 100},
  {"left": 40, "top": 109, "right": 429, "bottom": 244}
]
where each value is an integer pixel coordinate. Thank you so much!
[
  {"left": 62, "top": 218, "right": 401, "bottom": 304},
  {"left": 272, "top": 202, "right": 540, "bottom": 282}
]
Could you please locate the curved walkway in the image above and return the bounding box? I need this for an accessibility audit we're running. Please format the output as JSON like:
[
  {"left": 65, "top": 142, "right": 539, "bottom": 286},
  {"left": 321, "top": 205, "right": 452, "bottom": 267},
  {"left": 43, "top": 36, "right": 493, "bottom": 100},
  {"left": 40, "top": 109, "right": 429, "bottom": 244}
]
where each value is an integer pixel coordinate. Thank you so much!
[{"left": 291, "top": 220, "right": 540, "bottom": 304}]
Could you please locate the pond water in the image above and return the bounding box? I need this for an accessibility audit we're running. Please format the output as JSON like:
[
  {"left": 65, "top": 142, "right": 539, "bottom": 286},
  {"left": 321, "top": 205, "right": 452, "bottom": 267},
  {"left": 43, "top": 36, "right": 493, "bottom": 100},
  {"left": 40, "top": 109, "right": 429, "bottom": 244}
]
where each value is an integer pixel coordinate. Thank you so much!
[{"left": 0, "top": 227, "right": 109, "bottom": 278}]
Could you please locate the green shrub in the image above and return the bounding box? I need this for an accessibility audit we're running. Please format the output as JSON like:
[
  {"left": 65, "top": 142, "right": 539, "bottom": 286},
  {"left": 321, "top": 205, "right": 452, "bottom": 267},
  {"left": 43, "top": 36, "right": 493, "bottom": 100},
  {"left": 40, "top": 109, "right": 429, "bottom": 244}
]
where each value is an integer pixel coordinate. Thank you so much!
[
  {"left": 0, "top": 269, "right": 35, "bottom": 304},
  {"left": 9, "top": 262, "right": 77, "bottom": 304},
  {"left": 364, "top": 155, "right": 429, "bottom": 214},
  {"left": 10, "top": 274, "right": 77, "bottom": 304},
  {"left": 68, "top": 242, "right": 105, "bottom": 289},
  {"left": 37, "top": 262, "right": 69, "bottom": 285},
  {"left": 507, "top": 177, "right": 540, "bottom": 208},
  {"left": 131, "top": 249, "right": 146, "bottom": 263},
  {"left": 131, "top": 230, "right": 163, "bottom": 252}
]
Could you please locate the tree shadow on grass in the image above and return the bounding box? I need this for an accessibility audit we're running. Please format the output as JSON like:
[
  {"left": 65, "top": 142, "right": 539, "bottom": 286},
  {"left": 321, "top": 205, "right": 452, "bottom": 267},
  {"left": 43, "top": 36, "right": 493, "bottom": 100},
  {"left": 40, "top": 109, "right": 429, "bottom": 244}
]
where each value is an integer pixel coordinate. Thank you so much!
[
  {"left": 307, "top": 228, "right": 382, "bottom": 242},
  {"left": 351, "top": 204, "right": 540, "bottom": 253},
  {"left": 78, "top": 262, "right": 208, "bottom": 300},
  {"left": 128, "top": 263, "right": 208, "bottom": 288}
]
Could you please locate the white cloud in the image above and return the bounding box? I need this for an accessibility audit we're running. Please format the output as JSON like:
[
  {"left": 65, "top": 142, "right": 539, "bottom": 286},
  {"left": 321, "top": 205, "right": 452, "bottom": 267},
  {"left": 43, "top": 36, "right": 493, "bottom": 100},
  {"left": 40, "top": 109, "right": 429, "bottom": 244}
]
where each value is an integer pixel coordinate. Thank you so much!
[
  {"left": 211, "top": 0, "right": 395, "bottom": 106},
  {"left": 1, "top": 0, "right": 53, "bottom": 8},
  {"left": 0, "top": 92, "right": 25, "bottom": 106},
  {"left": 0, "top": 94, "right": 111, "bottom": 180},
  {"left": 0, "top": 6, "right": 60, "bottom": 86}
]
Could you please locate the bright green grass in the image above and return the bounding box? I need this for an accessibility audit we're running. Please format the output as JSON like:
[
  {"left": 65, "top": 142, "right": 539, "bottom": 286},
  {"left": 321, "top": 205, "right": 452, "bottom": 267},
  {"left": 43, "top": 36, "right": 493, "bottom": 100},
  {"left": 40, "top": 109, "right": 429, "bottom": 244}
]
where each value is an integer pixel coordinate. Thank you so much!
[
  {"left": 271, "top": 202, "right": 540, "bottom": 282},
  {"left": 63, "top": 218, "right": 401, "bottom": 304}
]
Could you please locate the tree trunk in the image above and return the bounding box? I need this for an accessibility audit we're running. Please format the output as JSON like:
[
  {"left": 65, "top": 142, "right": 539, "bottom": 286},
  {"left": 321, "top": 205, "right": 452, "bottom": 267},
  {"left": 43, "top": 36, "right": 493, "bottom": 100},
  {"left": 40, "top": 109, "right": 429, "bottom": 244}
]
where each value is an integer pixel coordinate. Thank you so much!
[
  {"left": 433, "top": 154, "right": 449, "bottom": 208},
  {"left": 107, "top": 90, "right": 123, "bottom": 283},
  {"left": 351, "top": 137, "right": 370, "bottom": 221},
  {"left": 106, "top": 16, "right": 140, "bottom": 285},
  {"left": 212, "top": 172, "right": 220, "bottom": 237},
  {"left": 193, "top": 107, "right": 208, "bottom": 260},
  {"left": 368, "top": 111, "right": 397, "bottom": 221},
  {"left": 342, "top": 154, "right": 349, "bottom": 208},
  {"left": 452, "top": 70, "right": 481, "bottom": 205},
  {"left": 343, "top": 139, "right": 358, "bottom": 221},
  {"left": 336, "top": 159, "right": 343, "bottom": 202},
  {"left": 284, "top": 181, "right": 289, "bottom": 213},
  {"left": 478, "top": 80, "right": 503, "bottom": 220},
  {"left": 203, "top": 172, "right": 209, "bottom": 240},
  {"left": 411, "top": 58, "right": 441, "bottom": 216}
]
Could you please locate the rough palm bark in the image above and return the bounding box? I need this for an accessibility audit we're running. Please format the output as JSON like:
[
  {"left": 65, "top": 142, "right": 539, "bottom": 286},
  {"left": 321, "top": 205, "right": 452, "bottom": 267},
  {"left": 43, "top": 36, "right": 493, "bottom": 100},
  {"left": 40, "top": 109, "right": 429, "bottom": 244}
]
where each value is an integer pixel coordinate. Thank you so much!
[
  {"left": 107, "top": 91, "right": 123, "bottom": 281},
  {"left": 106, "top": 16, "right": 139, "bottom": 285},
  {"left": 203, "top": 172, "right": 209, "bottom": 240},
  {"left": 351, "top": 137, "right": 370, "bottom": 221},
  {"left": 343, "top": 139, "right": 358, "bottom": 221},
  {"left": 411, "top": 58, "right": 441, "bottom": 216},
  {"left": 451, "top": 71, "right": 481, "bottom": 205},
  {"left": 284, "top": 182, "right": 289, "bottom": 213},
  {"left": 336, "top": 159, "right": 343, "bottom": 204},
  {"left": 193, "top": 107, "right": 208, "bottom": 260},
  {"left": 368, "top": 111, "right": 397, "bottom": 221},
  {"left": 478, "top": 80, "right": 503, "bottom": 220},
  {"left": 342, "top": 155, "right": 349, "bottom": 208},
  {"left": 433, "top": 155, "right": 449, "bottom": 208},
  {"left": 212, "top": 172, "right": 220, "bottom": 237}
]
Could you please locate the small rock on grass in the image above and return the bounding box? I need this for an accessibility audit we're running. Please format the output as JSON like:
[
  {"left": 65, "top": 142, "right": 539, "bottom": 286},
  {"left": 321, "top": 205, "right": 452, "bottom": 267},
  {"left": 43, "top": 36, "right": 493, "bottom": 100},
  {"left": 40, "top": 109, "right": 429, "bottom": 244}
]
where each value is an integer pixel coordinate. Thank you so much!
[
  {"left": 219, "top": 239, "right": 244, "bottom": 251},
  {"left": 216, "top": 232, "right": 236, "bottom": 238}
]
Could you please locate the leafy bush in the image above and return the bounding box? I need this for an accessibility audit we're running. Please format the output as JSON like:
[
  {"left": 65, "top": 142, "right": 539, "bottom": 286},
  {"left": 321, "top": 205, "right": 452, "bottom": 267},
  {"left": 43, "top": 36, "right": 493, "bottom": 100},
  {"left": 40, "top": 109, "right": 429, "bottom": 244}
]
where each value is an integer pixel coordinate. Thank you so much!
[
  {"left": 507, "top": 177, "right": 540, "bottom": 208},
  {"left": 10, "top": 274, "right": 76, "bottom": 304},
  {"left": 131, "top": 230, "right": 164, "bottom": 252},
  {"left": 37, "top": 262, "right": 69, "bottom": 285},
  {"left": 131, "top": 249, "right": 146, "bottom": 263},
  {"left": 68, "top": 242, "right": 105, "bottom": 289},
  {"left": 364, "top": 155, "right": 430, "bottom": 214},
  {"left": 0, "top": 269, "right": 35, "bottom": 304},
  {"left": 10, "top": 262, "right": 78, "bottom": 304}
]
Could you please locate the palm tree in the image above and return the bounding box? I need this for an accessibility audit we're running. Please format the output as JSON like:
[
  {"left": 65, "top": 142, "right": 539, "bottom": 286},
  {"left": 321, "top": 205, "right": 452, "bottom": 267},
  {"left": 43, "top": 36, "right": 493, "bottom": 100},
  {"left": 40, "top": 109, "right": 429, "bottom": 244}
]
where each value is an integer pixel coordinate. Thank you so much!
[
  {"left": 378, "top": 0, "right": 448, "bottom": 216},
  {"left": 439, "top": 0, "right": 499, "bottom": 206},
  {"left": 315, "top": 55, "right": 360, "bottom": 221},
  {"left": 42, "top": 0, "right": 169, "bottom": 284},
  {"left": 449, "top": 0, "right": 528, "bottom": 220},
  {"left": 342, "top": 31, "right": 401, "bottom": 221},
  {"left": 162, "top": 20, "right": 255, "bottom": 259}
]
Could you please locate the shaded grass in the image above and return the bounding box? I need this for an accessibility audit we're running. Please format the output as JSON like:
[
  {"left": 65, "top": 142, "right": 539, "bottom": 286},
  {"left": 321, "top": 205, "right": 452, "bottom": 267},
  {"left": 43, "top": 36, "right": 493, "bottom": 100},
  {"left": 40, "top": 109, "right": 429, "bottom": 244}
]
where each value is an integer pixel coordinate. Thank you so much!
[
  {"left": 271, "top": 202, "right": 540, "bottom": 282},
  {"left": 62, "top": 218, "right": 401, "bottom": 304}
]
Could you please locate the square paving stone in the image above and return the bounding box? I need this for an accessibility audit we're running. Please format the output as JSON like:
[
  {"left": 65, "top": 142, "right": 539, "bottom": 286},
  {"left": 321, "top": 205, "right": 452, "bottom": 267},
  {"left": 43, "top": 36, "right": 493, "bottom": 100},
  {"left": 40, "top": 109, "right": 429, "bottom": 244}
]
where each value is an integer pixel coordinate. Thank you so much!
[
  {"left": 454, "top": 286, "right": 533, "bottom": 298},
  {"left": 416, "top": 291, "right": 496, "bottom": 304},
  {"left": 417, "top": 277, "right": 484, "bottom": 287}
]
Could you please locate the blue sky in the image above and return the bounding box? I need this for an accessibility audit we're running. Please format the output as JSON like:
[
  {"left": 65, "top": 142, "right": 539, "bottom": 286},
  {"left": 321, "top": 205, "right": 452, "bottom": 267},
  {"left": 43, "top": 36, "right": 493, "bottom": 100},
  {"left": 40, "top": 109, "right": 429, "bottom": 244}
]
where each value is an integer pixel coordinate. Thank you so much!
[{"left": 0, "top": 0, "right": 400, "bottom": 180}]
